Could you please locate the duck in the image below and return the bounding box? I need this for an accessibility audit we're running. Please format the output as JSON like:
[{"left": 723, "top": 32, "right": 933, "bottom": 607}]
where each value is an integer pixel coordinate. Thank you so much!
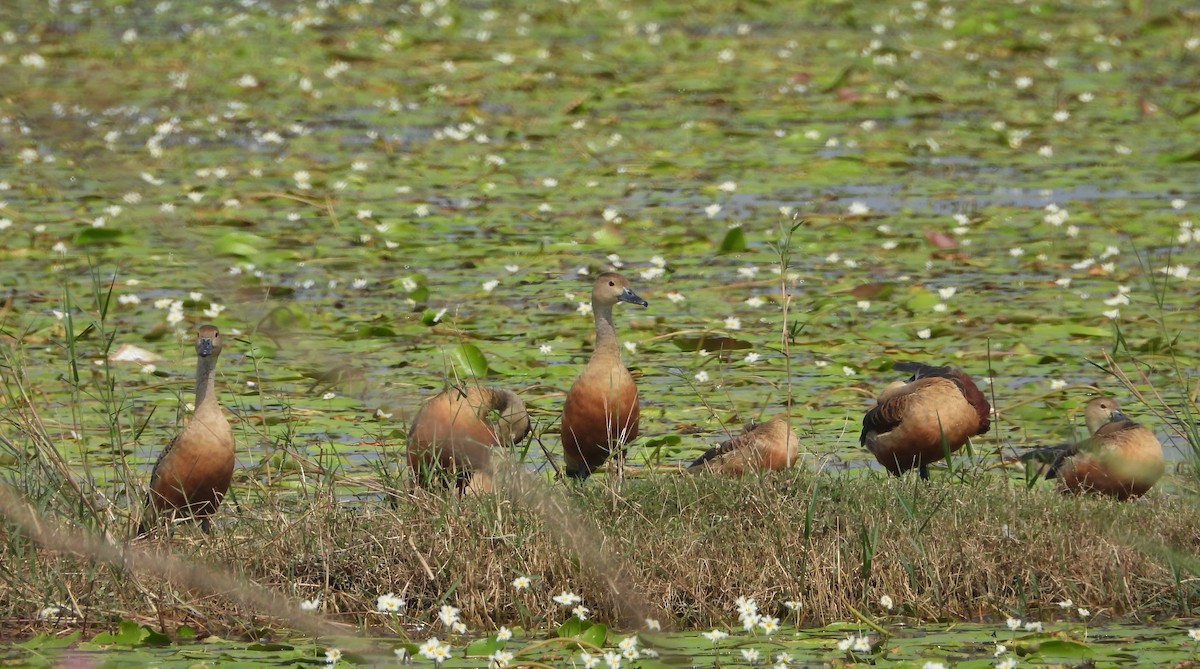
[
  {"left": 561, "top": 272, "right": 648, "bottom": 480},
  {"left": 407, "top": 384, "right": 531, "bottom": 493},
  {"left": 139, "top": 325, "right": 236, "bottom": 534},
  {"left": 1019, "top": 396, "right": 1164, "bottom": 500},
  {"left": 860, "top": 361, "right": 991, "bottom": 478},
  {"left": 687, "top": 416, "right": 799, "bottom": 476}
]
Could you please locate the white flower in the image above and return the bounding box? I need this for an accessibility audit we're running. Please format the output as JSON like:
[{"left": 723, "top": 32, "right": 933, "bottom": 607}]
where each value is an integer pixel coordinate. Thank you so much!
[
  {"left": 482, "top": 279, "right": 499, "bottom": 293},
  {"left": 325, "top": 648, "right": 342, "bottom": 664},
  {"left": 579, "top": 652, "right": 599, "bottom": 669},
  {"left": 439, "top": 605, "right": 461, "bottom": 626},
  {"left": 644, "top": 618, "right": 661, "bottom": 631},
  {"left": 923, "top": 663, "right": 947, "bottom": 669},
  {"left": 603, "top": 651, "right": 622, "bottom": 669},
  {"left": 842, "top": 366, "right": 856, "bottom": 376},
  {"left": 879, "top": 595, "right": 894, "bottom": 610},
  {"left": 666, "top": 291, "right": 685, "bottom": 303},
  {"left": 1052, "top": 110, "right": 1070, "bottom": 122},
  {"left": 704, "top": 203, "right": 722, "bottom": 218},
  {"left": 745, "top": 296, "right": 766, "bottom": 307},
  {"left": 322, "top": 392, "right": 336, "bottom": 400},
  {"left": 836, "top": 636, "right": 855, "bottom": 651},
  {"left": 552, "top": 591, "right": 582, "bottom": 606},
  {"left": 1189, "top": 628, "right": 1200, "bottom": 641},
  {"left": 758, "top": 616, "right": 780, "bottom": 634},
  {"left": 489, "top": 650, "right": 514, "bottom": 668},
  {"left": 994, "top": 644, "right": 1007, "bottom": 657},
  {"left": 538, "top": 344, "right": 552, "bottom": 355},
  {"left": 724, "top": 316, "right": 741, "bottom": 330},
  {"left": 852, "top": 636, "right": 872, "bottom": 652},
  {"left": 718, "top": 181, "right": 738, "bottom": 192},
  {"left": 572, "top": 605, "right": 590, "bottom": 620},
  {"left": 702, "top": 629, "right": 728, "bottom": 642},
  {"left": 1006, "top": 617, "right": 1022, "bottom": 630},
  {"left": 1078, "top": 608, "right": 1090, "bottom": 617},
  {"left": 995, "top": 658, "right": 1017, "bottom": 669},
  {"left": 376, "top": 593, "right": 405, "bottom": 612},
  {"left": 847, "top": 201, "right": 871, "bottom": 216},
  {"left": 451, "top": 621, "right": 467, "bottom": 634},
  {"left": 775, "top": 652, "right": 793, "bottom": 665},
  {"left": 1050, "top": 379, "right": 1068, "bottom": 390},
  {"left": 783, "top": 600, "right": 802, "bottom": 611},
  {"left": 1024, "top": 621, "right": 1043, "bottom": 633},
  {"left": 740, "top": 648, "right": 760, "bottom": 664},
  {"left": 300, "top": 598, "right": 321, "bottom": 611},
  {"left": 419, "top": 638, "right": 451, "bottom": 663},
  {"left": 694, "top": 370, "right": 709, "bottom": 383},
  {"left": 744, "top": 352, "right": 760, "bottom": 363}
]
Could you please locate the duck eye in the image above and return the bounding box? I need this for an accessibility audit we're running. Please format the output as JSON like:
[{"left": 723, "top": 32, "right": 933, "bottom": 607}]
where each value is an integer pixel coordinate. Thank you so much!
[{"left": 608, "top": 281, "right": 615, "bottom": 286}]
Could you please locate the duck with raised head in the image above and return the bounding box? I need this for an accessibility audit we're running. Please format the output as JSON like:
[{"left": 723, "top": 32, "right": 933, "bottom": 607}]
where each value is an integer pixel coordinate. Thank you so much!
[
  {"left": 561, "top": 272, "right": 648, "bottom": 480},
  {"left": 407, "top": 384, "right": 531, "bottom": 493},
  {"left": 860, "top": 361, "right": 991, "bottom": 479},
  {"left": 687, "top": 416, "right": 799, "bottom": 476},
  {"left": 139, "top": 325, "right": 236, "bottom": 535},
  {"left": 1020, "top": 397, "right": 1164, "bottom": 500}
]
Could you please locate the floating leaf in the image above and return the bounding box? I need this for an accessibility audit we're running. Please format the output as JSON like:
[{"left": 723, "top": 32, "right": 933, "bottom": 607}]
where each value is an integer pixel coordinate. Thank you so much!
[
  {"left": 451, "top": 343, "right": 489, "bottom": 379},
  {"left": 73, "top": 227, "right": 124, "bottom": 245},
  {"left": 717, "top": 227, "right": 746, "bottom": 254},
  {"left": 672, "top": 334, "right": 752, "bottom": 351},
  {"left": 214, "top": 231, "right": 266, "bottom": 258}
]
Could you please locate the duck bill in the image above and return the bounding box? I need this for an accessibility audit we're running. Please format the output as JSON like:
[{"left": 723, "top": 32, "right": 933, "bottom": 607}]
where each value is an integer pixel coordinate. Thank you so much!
[{"left": 618, "top": 287, "right": 648, "bottom": 308}]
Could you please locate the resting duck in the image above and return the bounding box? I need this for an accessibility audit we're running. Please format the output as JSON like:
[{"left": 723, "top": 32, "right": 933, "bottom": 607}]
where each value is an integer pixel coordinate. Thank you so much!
[
  {"left": 1020, "top": 397, "right": 1164, "bottom": 500},
  {"left": 139, "top": 325, "right": 236, "bottom": 534},
  {"left": 860, "top": 361, "right": 991, "bottom": 478},
  {"left": 407, "top": 385, "right": 531, "bottom": 493},
  {"left": 561, "top": 273, "right": 648, "bottom": 479},
  {"left": 687, "top": 416, "right": 799, "bottom": 476}
]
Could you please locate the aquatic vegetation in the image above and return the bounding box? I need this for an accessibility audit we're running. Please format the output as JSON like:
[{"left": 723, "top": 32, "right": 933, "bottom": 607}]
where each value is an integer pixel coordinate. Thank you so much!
[{"left": 0, "top": 0, "right": 1199, "bottom": 663}]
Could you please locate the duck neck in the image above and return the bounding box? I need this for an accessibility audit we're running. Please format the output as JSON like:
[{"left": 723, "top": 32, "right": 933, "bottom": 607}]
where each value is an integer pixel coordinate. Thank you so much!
[
  {"left": 194, "top": 354, "right": 219, "bottom": 410},
  {"left": 592, "top": 302, "right": 622, "bottom": 360}
]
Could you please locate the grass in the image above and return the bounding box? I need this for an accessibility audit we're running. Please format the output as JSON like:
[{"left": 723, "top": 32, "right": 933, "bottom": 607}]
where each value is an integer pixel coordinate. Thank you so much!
[{"left": 2, "top": 448, "right": 1198, "bottom": 640}]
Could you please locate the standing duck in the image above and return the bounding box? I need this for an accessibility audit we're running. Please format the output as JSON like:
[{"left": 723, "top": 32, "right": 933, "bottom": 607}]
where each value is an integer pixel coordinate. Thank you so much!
[
  {"left": 687, "top": 416, "right": 799, "bottom": 476},
  {"left": 561, "top": 273, "right": 648, "bottom": 480},
  {"left": 139, "top": 325, "right": 235, "bottom": 534},
  {"left": 860, "top": 361, "right": 991, "bottom": 478},
  {"left": 407, "top": 385, "right": 531, "bottom": 493},
  {"left": 1020, "top": 397, "right": 1164, "bottom": 500}
]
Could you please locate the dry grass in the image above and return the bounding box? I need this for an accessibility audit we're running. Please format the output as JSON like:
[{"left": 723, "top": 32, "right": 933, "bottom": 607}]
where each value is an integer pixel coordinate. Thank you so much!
[{"left": 2, "top": 463, "right": 1198, "bottom": 640}]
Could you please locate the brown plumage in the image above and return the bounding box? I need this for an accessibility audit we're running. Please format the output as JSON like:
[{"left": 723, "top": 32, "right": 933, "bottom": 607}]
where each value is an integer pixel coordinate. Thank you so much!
[
  {"left": 860, "top": 361, "right": 991, "bottom": 479},
  {"left": 560, "top": 273, "right": 648, "bottom": 480},
  {"left": 139, "top": 325, "right": 235, "bottom": 534},
  {"left": 687, "top": 416, "right": 799, "bottom": 476},
  {"left": 1020, "top": 397, "right": 1164, "bottom": 500},
  {"left": 407, "top": 385, "right": 531, "bottom": 493}
]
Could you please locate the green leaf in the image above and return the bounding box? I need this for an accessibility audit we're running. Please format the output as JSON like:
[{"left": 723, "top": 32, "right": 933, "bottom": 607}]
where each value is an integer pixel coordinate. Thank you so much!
[
  {"left": 214, "top": 231, "right": 266, "bottom": 258},
  {"left": 73, "top": 227, "right": 124, "bottom": 245},
  {"left": 464, "top": 636, "right": 503, "bottom": 657},
  {"left": 1031, "top": 639, "right": 1095, "bottom": 659},
  {"left": 717, "top": 227, "right": 746, "bottom": 254},
  {"left": 18, "top": 631, "right": 80, "bottom": 650},
  {"left": 557, "top": 617, "right": 585, "bottom": 638},
  {"left": 452, "top": 343, "right": 489, "bottom": 379},
  {"left": 579, "top": 622, "right": 608, "bottom": 647}
]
